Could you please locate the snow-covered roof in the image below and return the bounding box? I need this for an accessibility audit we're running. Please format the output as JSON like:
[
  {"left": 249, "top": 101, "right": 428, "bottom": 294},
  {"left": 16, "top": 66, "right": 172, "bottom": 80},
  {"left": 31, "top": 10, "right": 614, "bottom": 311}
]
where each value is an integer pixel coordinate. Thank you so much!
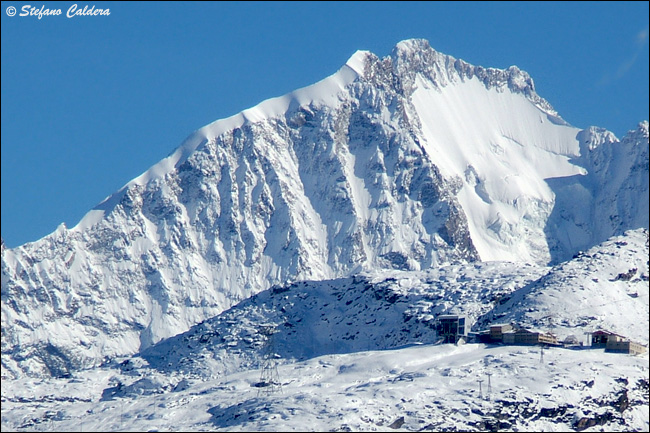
[
  {"left": 592, "top": 329, "right": 626, "bottom": 338},
  {"left": 516, "top": 327, "right": 554, "bottom": 335},
  {"left": 438, "top": 314, "right": 467, "bottom": 320}
]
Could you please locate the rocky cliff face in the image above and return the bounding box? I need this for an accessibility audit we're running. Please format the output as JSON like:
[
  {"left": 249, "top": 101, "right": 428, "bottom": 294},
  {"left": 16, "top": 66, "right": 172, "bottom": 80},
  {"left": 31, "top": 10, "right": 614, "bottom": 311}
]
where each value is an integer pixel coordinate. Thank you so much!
[{"left": 2, "top": 39, "right": 647, "bottom": 379}]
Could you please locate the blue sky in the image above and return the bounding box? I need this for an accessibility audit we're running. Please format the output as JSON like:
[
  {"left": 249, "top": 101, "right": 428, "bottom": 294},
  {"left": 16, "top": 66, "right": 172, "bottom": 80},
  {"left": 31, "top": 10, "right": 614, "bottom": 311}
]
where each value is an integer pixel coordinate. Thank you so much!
[{"left": 1, "top": 1, "right": 648, "bottom": 248}]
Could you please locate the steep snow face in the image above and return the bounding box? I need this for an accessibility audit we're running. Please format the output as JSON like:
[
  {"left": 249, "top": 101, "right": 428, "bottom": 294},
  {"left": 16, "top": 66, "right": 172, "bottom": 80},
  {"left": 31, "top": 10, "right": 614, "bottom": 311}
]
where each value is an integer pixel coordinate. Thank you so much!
[
  {"left": 389, "top": 40, "right": 649, "bottom": 264},
  {"left": 404, "top": 56, "right": 583, "bottom": 262},
  {"left": 2, "top": 39, "right": 648, "bottom": 379}
]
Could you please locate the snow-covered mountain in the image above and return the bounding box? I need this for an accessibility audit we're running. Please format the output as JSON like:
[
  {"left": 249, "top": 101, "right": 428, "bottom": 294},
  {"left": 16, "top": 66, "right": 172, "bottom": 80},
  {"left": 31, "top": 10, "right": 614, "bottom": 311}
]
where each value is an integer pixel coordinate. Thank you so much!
[{"left": 1, "top": 38, "right": 648, "bottom": 380}]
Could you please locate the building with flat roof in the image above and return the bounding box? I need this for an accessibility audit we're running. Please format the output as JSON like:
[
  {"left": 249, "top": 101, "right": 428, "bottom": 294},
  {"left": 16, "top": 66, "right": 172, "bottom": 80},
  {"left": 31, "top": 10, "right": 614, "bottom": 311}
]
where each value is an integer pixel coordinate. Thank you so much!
[
  {"left": 489, "top": 323, "right": 513, "bottom": 341},
  {"left": 437, "top": 314, "right": 471, "bottom": 344},
  {"left": 605, "top": 339, "right": 647, "bottom": 355},
  {"left": 511, "top": 328, "right": 559, "bottom": 346}
]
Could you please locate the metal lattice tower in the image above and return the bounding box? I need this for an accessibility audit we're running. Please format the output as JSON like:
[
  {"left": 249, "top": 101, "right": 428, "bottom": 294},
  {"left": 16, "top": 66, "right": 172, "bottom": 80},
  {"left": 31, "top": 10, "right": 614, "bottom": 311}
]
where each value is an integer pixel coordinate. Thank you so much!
[
  {"left": 486, "top": 372, "right": 493, "bottom": 400},
  {"left": 257, "top": 324, "right": 282, "bottom": 397}
]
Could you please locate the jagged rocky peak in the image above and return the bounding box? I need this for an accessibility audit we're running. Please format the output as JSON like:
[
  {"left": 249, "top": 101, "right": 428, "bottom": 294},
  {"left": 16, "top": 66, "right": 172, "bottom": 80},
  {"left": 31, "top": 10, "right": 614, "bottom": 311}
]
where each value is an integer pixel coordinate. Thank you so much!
[
  {"left": 349, "top": 38, "right": 556, "bottom": 117},
  {"left": 577, "top": 125, "right": 618, "bottom": 151},
  {"left": 624, "top": 120, "right": 650, "bottom": 147},
  {"left": 577, "top": 122, "right": 649, "bottom": 169},
  {"left": 636, "top": 119, "right": 649, "bottom": 137}
]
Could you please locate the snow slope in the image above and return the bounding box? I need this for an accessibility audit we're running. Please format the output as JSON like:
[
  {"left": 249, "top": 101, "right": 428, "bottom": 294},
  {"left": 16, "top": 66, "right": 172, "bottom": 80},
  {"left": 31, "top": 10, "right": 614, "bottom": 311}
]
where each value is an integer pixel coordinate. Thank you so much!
[
  {"left": 2, "top": 39, "right": 648, "bottom": 380},
  {"left": 478, "top": 228, "right": 650, "bottom": 345},
  {"left": 1, "top": 344, "right": 648, "bottom": 432}
]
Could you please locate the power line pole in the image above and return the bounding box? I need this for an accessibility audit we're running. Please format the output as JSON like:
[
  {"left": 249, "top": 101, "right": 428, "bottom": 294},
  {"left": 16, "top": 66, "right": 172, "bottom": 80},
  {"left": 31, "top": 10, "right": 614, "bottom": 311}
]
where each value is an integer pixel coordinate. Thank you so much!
[
  {"left": 257, "top": 324, "right": 282, "bottom": 397},
  {"left": 486, "top": 372, "right": 492, "bottom": 400},
  {"left": 477, "top": 379, "right": 484, "bottom": 400},
  {"left": 540, "top": 345, "right": 544, "bottom": 363}
]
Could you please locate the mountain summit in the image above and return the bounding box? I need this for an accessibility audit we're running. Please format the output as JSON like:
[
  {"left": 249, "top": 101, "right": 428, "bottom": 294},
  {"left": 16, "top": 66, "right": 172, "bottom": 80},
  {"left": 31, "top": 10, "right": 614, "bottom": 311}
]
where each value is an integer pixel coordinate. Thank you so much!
[{"left": 2, "top": 38, "right": 648, "bottom": 378}]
